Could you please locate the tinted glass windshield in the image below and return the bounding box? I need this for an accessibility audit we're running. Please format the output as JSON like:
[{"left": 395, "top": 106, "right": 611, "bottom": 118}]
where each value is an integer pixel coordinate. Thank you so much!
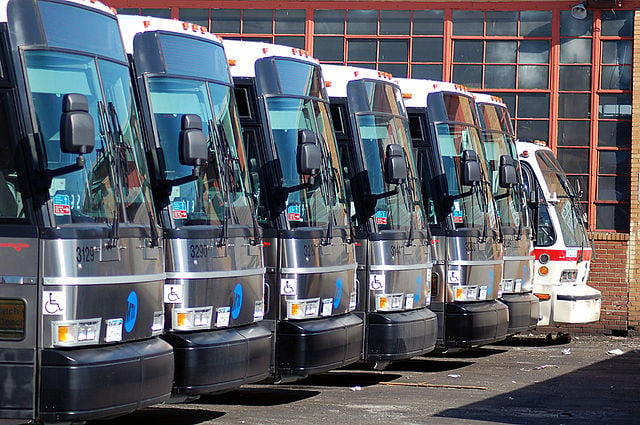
[
  {"left": 258, "top": 58, "right": 347, "bottom": 229},
  {"left": 348, "top": 80, "right": 425, "bottom": 232},
  {"left": 147, "top": 77, "right": 253, "bottom": 227},
  {"left": 535, "top": 150, "right": 588, "bottom": 247},
  {"left": 478, "top": 103, "right": 527, "bottom": 229},
  {"left": 25, "top": 50, "right": 154, "bottom": 228},
  {"left": 431, "top": 93, "right": 498, "bottom": 230}
]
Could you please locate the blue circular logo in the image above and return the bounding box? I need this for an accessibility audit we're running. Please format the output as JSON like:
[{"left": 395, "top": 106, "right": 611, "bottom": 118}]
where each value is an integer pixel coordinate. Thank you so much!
[
  {"left": 414, "top": 275, "right": 422, "bottom": 303},
  {"left": 124, "top": 291, "right": 138, "bottom": 333},
  {"left": 334, "top": 278, "right": 343, "bottom": 309},
  {"left": 232, "top": 283, "right": 243, "bottom": 319}
]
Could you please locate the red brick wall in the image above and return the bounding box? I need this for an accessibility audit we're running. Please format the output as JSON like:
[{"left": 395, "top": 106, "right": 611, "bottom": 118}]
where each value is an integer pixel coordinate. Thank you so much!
[{"left": 540, "top": 237, "right": 629, "bottom": 336}]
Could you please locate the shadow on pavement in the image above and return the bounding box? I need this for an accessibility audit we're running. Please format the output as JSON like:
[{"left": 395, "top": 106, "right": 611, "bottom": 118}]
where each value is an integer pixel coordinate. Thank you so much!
[
  {"left": 495, "top": 333, "right": 572, "bottom": 348},
  {"left": 90, "top": 406, "right": 225, "bottom": 425},
  {"left": 436, "top": 349, "right": 640, "bottom": 424},
  {"left": 294, "top": 370, "right": 402, "bottom": 388},
  {"left": 431, "top": 346, "right": 510, "bottom": 359},
  {"left": 384, "top": 358, "right": 474, "bottom": 373},
  {"left": 200, "top": 387, "right": 320, "bottom": 406}
]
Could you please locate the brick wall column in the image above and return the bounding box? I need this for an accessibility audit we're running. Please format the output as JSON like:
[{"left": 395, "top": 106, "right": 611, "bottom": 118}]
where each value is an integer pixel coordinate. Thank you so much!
[{"left": 627, "top": 9, "right": 640, "bottom": 332}]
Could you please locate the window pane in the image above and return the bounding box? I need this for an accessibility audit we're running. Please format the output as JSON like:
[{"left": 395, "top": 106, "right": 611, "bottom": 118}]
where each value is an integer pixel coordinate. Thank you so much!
[
  {"left": 599, "top": 150, "right": 629, "bottom": 175},
  {"left": 602, "top": 40, "right": 632, "bottom": 65},
  {"left": 519, "top": 40, "right": 550, "bottom": 63},
  {"left": 559, "top": 93, "right": 590, "bottom": 118},
  {"left": 275, "top": 10, "right": 305, "bottom": 34},
  {"left": 560, "top": 38, "right": 592, "bottom": 63},
  {"left": 486, "top": 11, "right": 517, "bottom": 36},
  {"left": 314, "top": 36, "right": 344, "bottom": 61},
  {"left": 596, "top": 204, "right": 629, "bottom": 231},
  {"left": 518, "top": 93, "right": 549, "bottom": 118},
  {"left": 598, "top": 176, "right": 628, "bottom": 201},
  {"left": 567, "top": 175, "right": 589, "bottom": 201},
  {"left": 141, "top": 8, "right": 170, "bottom": 18},
  {"left": 117, "top": 8, "right": 138, "bottom": 15},
  {"left": 379, "top": 40, "right": 408, "bottom": 62},
  {"left": 379, "top": 63, "right": 407, "bottom": 78},
  {"left": 558, "top": 120, "right": 589, "bottom": 146},
  {"left": 486, "top": 41, "right": 516, "bottom": 63},
  {"left": 314, "top": 10, "right": 344, "bottom": 34},
  {"left": 520, "top": 10, "right": 552, "bottom": 37},
  {"left": 211, "top": 9, "right": 241, "bottom": 34},
  {"left": 493, "top": 93, "right": 515, "bottom": 116},
  {"left": 599, "top": 94, "right": 631, "bottom": 118},
  {"left": 347, "top": 39, "right": 376, "bottom": 61},
  {"left": 518, "top": 65, "right": 548, "bottom": 89},
  {"left": 452, "top": 64, "right": 482, "bottom": 88},
  {"left": 380, "top": 10, "right": 410, "bottom": 35},
  {"left": 452, "top": 10, "right": 484, "bottom": 36},
  {"left": 560, "top": 10, "right": 593, "bottom": 36},
  {"left": 601, "top": 66, "right": 631, "bottom": 90},
  {"left": 411, "top": 64, "right": 442, "bottom": 80},
  {"left": 347, "top": 10, "right": 377, "bottom": 35},
  {"left": 274, "top": 36, "right": 304, "bottom": 49},
  {"left": 347, "top": 62, "right": 375, "bottom": 70},
  {"left": 412, "top": 38, "right": 443, "bottom": 62},
  {"left": 484, "top": 65, "right": 515, "bottom": 89},
  {"left": 453, "top": 40, "right": 483, "bottom": 62},
  {"left": 557, "top": 148, "right": 589, "bottom": 174},
  {"left": 516, "top": 120, "right": 548, "bottom": 141},
  {"left": 559, "top": 65, "right": 591, "bottom": 91},
  {"left": 601, "top": 10, "right": 633, "bottom": 37},
  {"left": 179, "top": 9, "right": 209, "bottom": 28},
  {"left": 413, "top": 10, "right": 444, "bottom": 35},
  {"left": 598, "top": 120, "right": 631, "bottom": 148},
  {"left": 243, "top": 9, "right": 273, "bottom": 34}
]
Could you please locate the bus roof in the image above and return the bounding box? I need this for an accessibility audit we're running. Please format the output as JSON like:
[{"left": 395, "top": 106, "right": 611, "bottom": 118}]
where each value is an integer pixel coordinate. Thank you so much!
[
  {"left": 395, "top": 78, "right": 472, "bottom": 108},
  {"left": 118, "top": 15, "right": 222, "bottom": 54},
  {"left": 472, "top": 92, "right": 507, "bottom": 109},
  {"left": 224, "top": 39, "right": 319, "bottom": 78},
  {"left": 321, "top": 64, "right": 397, "bottom": 98},
  {"left": 1, "top": 0, "right": 115, "bottom": 23}
]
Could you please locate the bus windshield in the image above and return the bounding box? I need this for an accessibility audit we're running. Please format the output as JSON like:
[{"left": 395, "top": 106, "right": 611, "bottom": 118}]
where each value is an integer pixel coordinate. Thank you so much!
[
  {"left": 147, "top": 77, "right": 254, "bottom": 227},
  {"left": 258, "top": 58, "right": 348, "bottom": 229},
  {"left": 535, "top": 150, "right": 589, "bottom": 247},
  {"left": 478, "top": 103, "right": 527, "bottom": 229},
  {"left": 25, "top": 50, "right": 154, "bottom": 228},
  {"left": 431, "top": 93, "right": 497, "bottom": 231},
  {"left": 348, "top": 79, "right": 424, "bottom": 232}
]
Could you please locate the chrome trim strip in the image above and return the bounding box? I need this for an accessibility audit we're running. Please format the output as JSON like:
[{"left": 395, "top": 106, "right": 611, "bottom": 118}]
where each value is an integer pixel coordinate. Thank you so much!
[
  {"left": 281, "top": 263, "right": 357, "bottom": 275},
  {"left": 44, "top": 273, "right": 166, "bottom": 285},
  {"left": 503, "top": 255, "right": 536, "bottom": 261},
  {"left": 166, "top": 267, "right": 267, "bottom": 280},
  {"left": 369, "top": 262, "right": 432, "bottom": 272},
  {"left": 448, "top": 259, "right": 504, "bottom": 266}
]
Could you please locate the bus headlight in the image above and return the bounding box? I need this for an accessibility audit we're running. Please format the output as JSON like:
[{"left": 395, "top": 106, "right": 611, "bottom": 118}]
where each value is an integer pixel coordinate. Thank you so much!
[
  {"left": 173, "top": 307, "right": 213, "bottom": 330},
  {"left": 286, "top": 298, "right": 320, "bottom": 319},
  {"left": 538, "top": 266, "right": 549, "bottom": 276},
  {"left": 453, "top": 285, "right": 479, "bottom": 301},
  {"left": 560, "top": 270, "right": 578, "bottom": 282},
  {"left": 52, "top": 318, "right": 101, "bottom": 347},
  {"left": 375, "top": 293, "right": 404, "bottom": 311}
]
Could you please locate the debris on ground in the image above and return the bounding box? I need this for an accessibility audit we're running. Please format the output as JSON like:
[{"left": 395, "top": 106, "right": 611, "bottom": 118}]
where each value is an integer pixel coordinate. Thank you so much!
[
  {"left": 447, "top": 374, "right": 461, "bottom": 378},
  {"left": 607, "top": 348, "right": 624, "bottom": 356},
  {"left": 350, "top": 386, "right": 362, "bottom": 391},
  {"left": 562, "top": 348, "right": 571, "bottom": 355},
  {"left": 534, "top": 364, "right": 558, "bottom": 370},
  {"left": 380, "top": 382, "right": 487, "bottom": 391}
]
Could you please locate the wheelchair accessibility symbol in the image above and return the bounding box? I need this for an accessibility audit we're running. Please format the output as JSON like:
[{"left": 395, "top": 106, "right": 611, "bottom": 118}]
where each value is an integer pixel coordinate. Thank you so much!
[
  {"left": 280, "top": 278, "right": 297, "bottom": 296},
  {"left": 369, "top": 274, "right": 385, "bottom": 291},
  {"left": 43, "top": 291, "right": 66, "bottom": 315},
  {"left": 164, "top": 284, "right": 183, "bottom": 304}
]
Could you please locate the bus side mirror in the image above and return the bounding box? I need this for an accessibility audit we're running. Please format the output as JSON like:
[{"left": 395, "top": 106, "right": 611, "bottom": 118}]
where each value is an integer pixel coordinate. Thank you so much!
[
  {"left": 179, "top": 114, "right": 208, "bottom": 167},
  {"left": 461, "top": 149, "right": 481, "bottom": 186},
  {"left": 384, "top": 143, "right": 407, "bottom": 185},
  {"left": 297, "top": 129, "right": 322, "bottom": 176},
  {"left": 60, "top": 93, "right": 95, "bottom": 155},
  {"left": 499, "top": 155, "right": 518, "bottom": 188}
]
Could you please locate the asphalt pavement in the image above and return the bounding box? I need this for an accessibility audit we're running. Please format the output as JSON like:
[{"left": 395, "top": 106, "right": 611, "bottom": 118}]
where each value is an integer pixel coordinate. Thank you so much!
[{"left": 92, "top": 334, "right": 640, "bottom": 425}]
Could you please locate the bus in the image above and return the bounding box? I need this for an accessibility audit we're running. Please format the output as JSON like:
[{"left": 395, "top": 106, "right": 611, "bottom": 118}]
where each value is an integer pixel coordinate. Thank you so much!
[
  {"left": 321, "top": 65, "right": 437, "bottom": 368},
  {"left": 0, "top": 0, "right": 173, "bottom": 422},
  {"left": 118, "top": 15, "right": 272, "bottom": 397},
  {"left": 515, "top": 139, "right": 600, "bottom": 325},
  {"left": 224, "top": 40, "right": 363, "bottom": 381},
  {"left": 397, "top": 79, "right": 509, "bottom": 349},
  {"left": 473, "top": 93, "right": 539, "bottom": 334}
]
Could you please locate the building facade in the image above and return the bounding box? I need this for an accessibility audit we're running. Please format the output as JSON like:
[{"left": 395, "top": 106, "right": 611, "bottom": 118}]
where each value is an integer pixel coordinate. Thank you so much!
[{"left": 111, "top": 0, "right": 640, "bottom": 335}]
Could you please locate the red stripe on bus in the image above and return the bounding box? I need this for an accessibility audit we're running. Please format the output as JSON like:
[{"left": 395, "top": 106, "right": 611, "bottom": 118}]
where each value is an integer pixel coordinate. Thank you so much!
[{"left": 532, "top": 248, "right": 592, "bottom": 261}]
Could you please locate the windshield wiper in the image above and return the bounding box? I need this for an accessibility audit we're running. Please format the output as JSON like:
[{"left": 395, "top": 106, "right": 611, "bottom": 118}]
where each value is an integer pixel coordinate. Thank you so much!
[
  {"left": 316, "top": 134, "right": 339, "bottom": 246},
  {"left": 97, "top": 101, "right": 122, "bottom": 248}
]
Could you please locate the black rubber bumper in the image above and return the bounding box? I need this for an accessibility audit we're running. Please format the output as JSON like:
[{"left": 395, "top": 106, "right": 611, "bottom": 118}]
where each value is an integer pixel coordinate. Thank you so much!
[
  {"left": 501, "top": 292, "right": 540, "bottom": 334},
  {"left": 365, "top": 308, "right": 438, "bottom": 362},
  {"left": 162, "top": 323, "right": 272, "bottom": 395},
  {"left": 277, "top": 313, "right": 363, "bottom": 378},
  {"left": 39, "top": 337, "right": 174, "bottom": 423},
  {"left": 445, "top": 300, "right": 509, "bottom": 348}
]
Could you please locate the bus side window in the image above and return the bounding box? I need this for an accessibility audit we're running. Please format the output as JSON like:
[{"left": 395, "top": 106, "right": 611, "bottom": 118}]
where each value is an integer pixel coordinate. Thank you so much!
[
  {"left": 243, "top": 129, "right": 269, "bottom": 226},
  {"left": 0, "top": 96, "right": 25, "bottom": 220}
]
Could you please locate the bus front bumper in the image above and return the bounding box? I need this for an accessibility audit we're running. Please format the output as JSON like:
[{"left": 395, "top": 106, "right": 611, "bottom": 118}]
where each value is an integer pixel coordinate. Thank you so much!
[
  {"left": 500, "top": 292, "right": 540, "bottom": 334},
  {"left": 444, "top": 300, "right": 509, "bottom": 348}
]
